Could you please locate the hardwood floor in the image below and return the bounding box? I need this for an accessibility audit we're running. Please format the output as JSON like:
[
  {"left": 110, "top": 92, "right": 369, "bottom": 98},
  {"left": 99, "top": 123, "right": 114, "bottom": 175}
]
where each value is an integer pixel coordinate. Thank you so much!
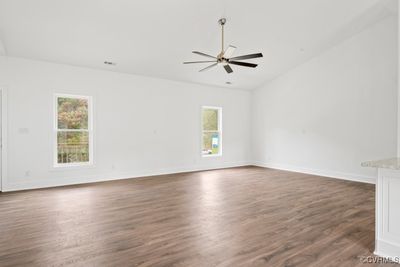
[{"left": 0, "top": 166, "right": 396, "bottom": 266}]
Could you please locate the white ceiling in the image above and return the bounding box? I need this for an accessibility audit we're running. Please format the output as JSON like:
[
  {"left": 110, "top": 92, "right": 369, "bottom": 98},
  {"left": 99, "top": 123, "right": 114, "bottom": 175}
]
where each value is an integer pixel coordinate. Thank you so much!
[{"left": 0, "top": 0, "right": 397, "bottom": 90}]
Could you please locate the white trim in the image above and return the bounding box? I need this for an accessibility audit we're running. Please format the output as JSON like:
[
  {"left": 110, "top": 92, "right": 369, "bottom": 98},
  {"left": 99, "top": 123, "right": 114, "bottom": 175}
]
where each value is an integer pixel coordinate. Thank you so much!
[
  {"left": 53, "top": 94, "right": 93, "bottom": 168},
  {"left": 201, "top": 106, "right": 222, "bottom": 157},
  {"left": 0, "top": 87, "right": 7, "bottom": 192},
  {"left": 375, "top": 239, "right": 400, "bottom": 263},
  {"left": 253, "top": 161, "right": 376, "bottom": 184},
  {"left": 398, "top": 2, "right": 400, "bottom": 158},
  {"left": 2, "top": 160, "right": 377, "bottom": 191},
  {"left": 2, "top": 161, "right": 252, "bottom": 192},
  {"left": 202, "top": 154, "right": 222, "bottom": 158}
]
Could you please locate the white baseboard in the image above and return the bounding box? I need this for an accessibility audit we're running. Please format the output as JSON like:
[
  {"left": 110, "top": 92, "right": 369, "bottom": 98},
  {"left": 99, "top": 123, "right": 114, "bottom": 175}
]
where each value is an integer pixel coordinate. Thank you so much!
[
  {"left": 3, "top": 161, "right": 375, "bottom": 192},
  {"left": 2, "top": 161, "right": 252, "bottom": 192},
  {"left": 253, "top": 161, "right": 376, "bottom": 184}
]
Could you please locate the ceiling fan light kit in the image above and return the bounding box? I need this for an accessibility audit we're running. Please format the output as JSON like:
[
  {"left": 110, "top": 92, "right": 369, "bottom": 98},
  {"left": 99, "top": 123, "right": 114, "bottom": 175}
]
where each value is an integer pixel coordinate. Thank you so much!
[{"left": 184, "top": 18, "right": 263, "bottom": 74}]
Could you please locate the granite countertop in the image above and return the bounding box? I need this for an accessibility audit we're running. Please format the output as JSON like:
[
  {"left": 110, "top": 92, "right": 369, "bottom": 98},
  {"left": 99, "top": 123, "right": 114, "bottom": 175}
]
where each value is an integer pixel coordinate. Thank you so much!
[{"left": 362, "top": 158, "right": 400, "bottom": 170}]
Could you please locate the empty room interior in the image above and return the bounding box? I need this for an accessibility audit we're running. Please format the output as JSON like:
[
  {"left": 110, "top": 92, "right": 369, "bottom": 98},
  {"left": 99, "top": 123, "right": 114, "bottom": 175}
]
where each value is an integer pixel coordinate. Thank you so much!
[{"left": 1, "top": 0, "right": 400, "bottom": 266}]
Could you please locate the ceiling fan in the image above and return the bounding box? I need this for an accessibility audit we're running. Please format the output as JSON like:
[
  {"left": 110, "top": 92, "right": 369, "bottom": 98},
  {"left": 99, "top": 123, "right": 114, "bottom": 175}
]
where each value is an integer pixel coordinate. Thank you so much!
[{"left": 183, "top": 18, "right": 263, "bottom": 74}]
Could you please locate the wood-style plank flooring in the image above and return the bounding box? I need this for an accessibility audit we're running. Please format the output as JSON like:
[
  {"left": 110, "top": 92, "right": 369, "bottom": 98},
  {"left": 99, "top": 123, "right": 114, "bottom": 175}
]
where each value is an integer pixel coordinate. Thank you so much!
[{"left": 0, "top": 166, "right": 397, "bottom": 266}]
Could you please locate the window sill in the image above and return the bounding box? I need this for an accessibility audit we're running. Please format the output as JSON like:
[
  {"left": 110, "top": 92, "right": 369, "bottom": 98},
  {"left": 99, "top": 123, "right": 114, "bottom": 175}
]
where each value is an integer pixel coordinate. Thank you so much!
[
  {"left": 51, "top": 163, "right": 95, "bottom": 171},
  {"left": 202, "top": 154, "right": 222, "bottom": 158}
]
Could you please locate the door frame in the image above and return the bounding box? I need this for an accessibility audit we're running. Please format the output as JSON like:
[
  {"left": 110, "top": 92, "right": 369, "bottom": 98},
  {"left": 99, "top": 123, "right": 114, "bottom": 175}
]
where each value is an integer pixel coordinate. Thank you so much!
[{"left": 0, "top": 87, "right": 7, "bottom": 192}]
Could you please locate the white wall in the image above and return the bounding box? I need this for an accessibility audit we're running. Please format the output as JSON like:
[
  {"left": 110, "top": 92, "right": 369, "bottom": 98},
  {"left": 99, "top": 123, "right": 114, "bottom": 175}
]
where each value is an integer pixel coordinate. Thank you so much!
[
  {"left": 0, "top": 57, "right": 251, "bottom": 191},
  {"left": 0, "top": 15, "right": 397, "bottom": 191},
  {"left": 252, "top": 16, "right": 398, "bottom": 183}
]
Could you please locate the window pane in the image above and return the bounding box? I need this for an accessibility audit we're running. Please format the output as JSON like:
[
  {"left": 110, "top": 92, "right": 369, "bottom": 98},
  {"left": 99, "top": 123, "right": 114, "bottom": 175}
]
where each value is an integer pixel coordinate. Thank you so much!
[
  {"left": 202, "top": 109, "right": 219, "bottom": 131},
  {"left": 57, "top": 131, "right": 89, "bottom": 164},
  {"left": 58, "top": 97, "right": 88, "bottom": 129},
  {"left": 202, "top": 132, "right": 220, "bottom": 155}
]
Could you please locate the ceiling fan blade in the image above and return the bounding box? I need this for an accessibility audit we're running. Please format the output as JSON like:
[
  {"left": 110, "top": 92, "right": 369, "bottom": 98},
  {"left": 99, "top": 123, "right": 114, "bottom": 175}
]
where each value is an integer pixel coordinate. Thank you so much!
[
  {"left": 183, "top": 60, "right": 217, "bottom": 64},
  {"left": 223, "top": 45, "right": 236, "bottom": 58},
  {"left": 192, "top": 51, "right": 217, "bottom": 59},
  {"left": 224, "top": 64, "right": 233, "bottom": 74},
  {"left": 229, "top": 61, "right": 258, "bottom": 68},
  {"left": 199, "top": 63, "right": 218, "bottom": 72},
  {"left": 229, "top": 53, "right": 263, "bottom": 61}
]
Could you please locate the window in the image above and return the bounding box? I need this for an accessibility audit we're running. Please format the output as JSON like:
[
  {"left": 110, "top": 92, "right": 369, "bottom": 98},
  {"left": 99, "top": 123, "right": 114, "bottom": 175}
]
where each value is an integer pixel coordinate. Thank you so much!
[
  {"left": 54, "top": 94, "right": 92, "bottom": 167},
  {"left": 202, "top": 106, "right": 222, "bottom": 156}
]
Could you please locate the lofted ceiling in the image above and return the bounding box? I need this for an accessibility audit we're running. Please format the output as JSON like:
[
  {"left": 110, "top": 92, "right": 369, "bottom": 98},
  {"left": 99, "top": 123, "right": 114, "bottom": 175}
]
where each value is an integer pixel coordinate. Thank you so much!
[{"left": 0, "top": 0, "right": 397, "bottom": 90}]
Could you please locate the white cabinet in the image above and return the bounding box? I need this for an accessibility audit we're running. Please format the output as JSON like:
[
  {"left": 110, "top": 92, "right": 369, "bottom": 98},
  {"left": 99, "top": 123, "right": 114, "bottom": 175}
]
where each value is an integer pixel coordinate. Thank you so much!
[{"left": 375, "top": 168, "right": 400, "bottom": 259}]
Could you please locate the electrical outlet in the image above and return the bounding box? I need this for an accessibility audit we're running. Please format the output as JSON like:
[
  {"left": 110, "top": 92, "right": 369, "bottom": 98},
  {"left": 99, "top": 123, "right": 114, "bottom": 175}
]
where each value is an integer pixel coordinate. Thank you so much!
[{"left": 18, "top": 128, "right": 29, "bottom": 134}]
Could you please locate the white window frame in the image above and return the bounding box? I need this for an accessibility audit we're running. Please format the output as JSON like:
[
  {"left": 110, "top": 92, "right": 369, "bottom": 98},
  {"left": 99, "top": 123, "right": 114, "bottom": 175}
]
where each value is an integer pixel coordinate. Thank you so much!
[
  {"left": 201, "top": 106, "right": 222, "bottom": 157},
  {"left": 53, "top": 94, "right": 93, "bottom": 168}
]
